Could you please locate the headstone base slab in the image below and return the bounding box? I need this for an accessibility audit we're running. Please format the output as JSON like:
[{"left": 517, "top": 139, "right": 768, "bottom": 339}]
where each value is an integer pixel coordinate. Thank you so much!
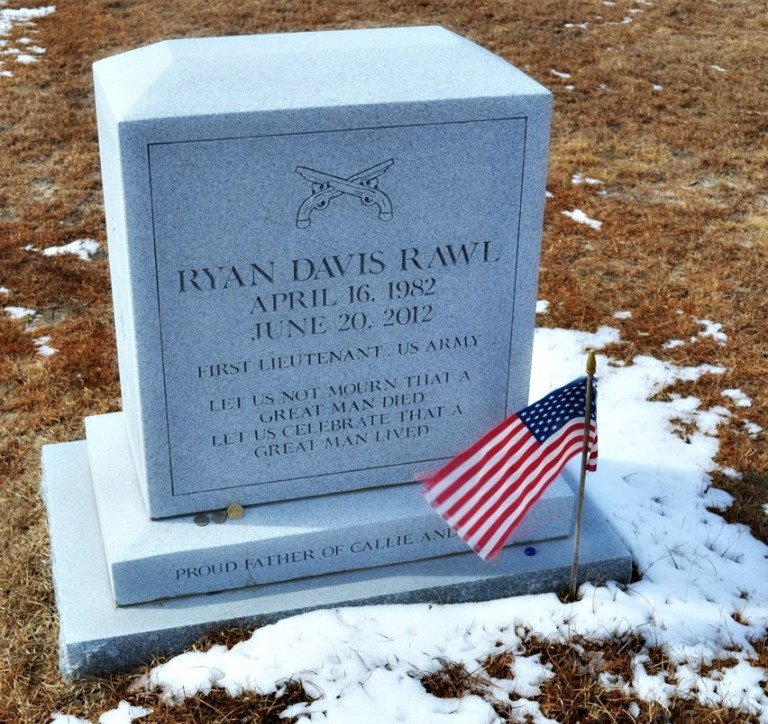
[
  {"left": 42, "top": 437, "right": 631, "bottom": 682},
  {"left": 85, "top": 412, "right": 576, "bottom": 605}
]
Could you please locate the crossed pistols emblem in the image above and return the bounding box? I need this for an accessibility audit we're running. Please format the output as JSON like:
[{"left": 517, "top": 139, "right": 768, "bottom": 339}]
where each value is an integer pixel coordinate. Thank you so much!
[{"left": 295, "top": 159, "right": 394, "bottom": 229}]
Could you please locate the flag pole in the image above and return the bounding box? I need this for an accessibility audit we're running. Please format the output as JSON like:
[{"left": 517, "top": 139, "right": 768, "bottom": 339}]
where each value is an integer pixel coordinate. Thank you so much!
[{"left": 569, "top": 350, "right": 597, "bottom": 599}]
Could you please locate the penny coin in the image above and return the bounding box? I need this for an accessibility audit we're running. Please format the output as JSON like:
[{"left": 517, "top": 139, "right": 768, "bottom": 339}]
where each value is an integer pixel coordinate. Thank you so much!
[
  {"left": 226, "top": 503, "right": 245, "bottom": 520},
  {"left": 193, "top": 514, "right": 210, "bottom": 527},
  {"left": 211, "top": 510, "right": 227, "bottom": 524}
]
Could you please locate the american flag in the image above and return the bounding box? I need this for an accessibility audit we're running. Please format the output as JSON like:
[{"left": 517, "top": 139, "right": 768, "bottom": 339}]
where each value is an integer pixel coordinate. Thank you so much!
[{"left": 421, "top": 376, "right": 598, "bottom": 561}]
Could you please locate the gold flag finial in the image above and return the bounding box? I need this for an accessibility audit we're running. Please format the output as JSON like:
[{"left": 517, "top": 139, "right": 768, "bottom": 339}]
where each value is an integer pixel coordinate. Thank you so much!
[{"left": 586, "top": 350, "right": 597, "bottom": 376}]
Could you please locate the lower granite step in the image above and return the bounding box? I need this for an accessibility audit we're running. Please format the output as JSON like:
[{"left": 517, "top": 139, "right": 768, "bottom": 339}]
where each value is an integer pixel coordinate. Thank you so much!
[{"left": 41, "top": 435, "right": 632, "bottom": 681}]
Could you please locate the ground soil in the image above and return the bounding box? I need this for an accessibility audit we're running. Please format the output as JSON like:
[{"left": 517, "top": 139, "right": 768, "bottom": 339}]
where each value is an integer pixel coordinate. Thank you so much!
[{"left": 1, "top": 0, "right": 766, "bottom": 721}]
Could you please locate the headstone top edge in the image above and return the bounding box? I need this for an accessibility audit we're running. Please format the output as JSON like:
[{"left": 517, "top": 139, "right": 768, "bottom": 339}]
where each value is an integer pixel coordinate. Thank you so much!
[
  {"left": 93, "top": 26, "right": 550, "bottom": 123},
  {"left": 96, "top": 26, "right": 463, "bottom": 64},
  {"left": 162, "top": 25, "right": 462, "bottom": 55}
]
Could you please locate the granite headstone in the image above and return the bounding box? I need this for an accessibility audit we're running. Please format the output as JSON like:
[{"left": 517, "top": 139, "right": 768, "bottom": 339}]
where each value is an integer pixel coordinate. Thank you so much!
[
  {"left": 92, "top": 26, "right": 552, "bottom": 519},
  {"left": 40, "top": 26, "right": 632, "bottom": 680}
]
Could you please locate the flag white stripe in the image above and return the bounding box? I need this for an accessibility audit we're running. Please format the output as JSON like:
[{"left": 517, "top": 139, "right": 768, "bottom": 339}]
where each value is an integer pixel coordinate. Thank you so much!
[
  {"left": 476, "top": 427, "right": 597, "bottom": 559},
  {"left": 474, "top": 423, "right": 596, "bottom": 545},
  {"left": 422, "top": 417, "right": 527, "bottom": 504},
  {"left": 419, "top": 375, "right": 598, "bottom": 561},
  {"left": 454, "top": 418, "right": 585, "bottom": 531},
  {"left": 436, "top": 427, "right": 536, "bottom": 520},
  {"left": 434, "top": 416, "right": 593, "bottom": 529},
  {"left": 473, "top": 427, "right": 595, "bottom": 556},
  {"left": 464, "top": 420, "right": 587, "bottom": 548},
  {"left": 467, "top": 426, "right": 596, "bottom": 557},
  {"left": 425, "top": 420, "right": 528, "bottom": 506},
  {"left": 442, "top": 431, "right": 539, "bottom": 526}
]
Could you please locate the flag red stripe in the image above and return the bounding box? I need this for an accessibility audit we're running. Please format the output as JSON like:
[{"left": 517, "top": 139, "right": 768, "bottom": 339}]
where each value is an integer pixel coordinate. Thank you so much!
[
  {"left": 449, "top": 422, "right": 596, "bottom": 559},
  {"left": 422, "top": 416, "right": 528, "bottom": 504},
  {"left": 425, "top": 412, "right": 525, "bottom": 486},
  {"left": 466, "top": 423, "right": 587, "bottom": 532},
  {"left": 471, "top": 443, "right": 592, "bottom": 558},
  {"left": 450, "top": 424, "right": 557, "bottom": 528},
  {"left": 470, "top": 425, "right": 596, "bottom": 556},
  {"left": 436, "top": 418, "right": 592, "bottom": 523},
  {"left": 463, "top": 421, "right": 589, "bottom": 545},
  {"left": 483, "top": 427, "right": 597, "bottom": 558},
  {"left": 439, "top": 423, "right": 534, "bottom": 520},
  {"left": 477, "top": 436, "right": 596, "bottom": 558},
  {"left": 472, "top": 425, "right": 596, "bottom": 543}
]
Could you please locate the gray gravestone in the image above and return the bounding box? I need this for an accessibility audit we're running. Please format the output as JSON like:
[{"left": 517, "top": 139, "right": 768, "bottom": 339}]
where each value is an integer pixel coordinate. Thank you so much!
[
  {"left": 92, "top": 26, "right": 551, "bottom": 519},
  {"left": 40, "top": 26, "right": 632, "bottom": 679}
]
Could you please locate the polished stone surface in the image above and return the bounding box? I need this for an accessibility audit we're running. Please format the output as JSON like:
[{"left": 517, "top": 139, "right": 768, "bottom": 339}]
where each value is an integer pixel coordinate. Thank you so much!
[
  {"left": 93, "top": 27, "right": 552, "bottom": 517},
  {"left": 42, "top": 437, "right": 631, "bottom": 681},
  {"left": 86, "top": 412, "right": 576, "bottom": 605}
]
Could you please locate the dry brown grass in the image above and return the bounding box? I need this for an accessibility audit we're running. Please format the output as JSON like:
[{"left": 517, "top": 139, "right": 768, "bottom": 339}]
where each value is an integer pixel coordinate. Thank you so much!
[
  {"left": 419, "top": 636, "right": 762, "bottom": 723},
  {"left": 1, "top": 0, "right": 766, "bottom": 721},
  {"left": 420, "top": 658, "right": 522, "bottom": 722},
  {"left": 126, "top": 681, "right": 314, "bottom": 724},
  {"left": 526, "top": 635, "right": 759, "bottom": 724}
]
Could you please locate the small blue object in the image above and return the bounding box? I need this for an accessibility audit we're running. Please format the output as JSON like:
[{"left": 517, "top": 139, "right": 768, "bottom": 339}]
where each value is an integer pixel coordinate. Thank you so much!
[{"left": 524, "top": 546, "right": 537, "bottom": 557}]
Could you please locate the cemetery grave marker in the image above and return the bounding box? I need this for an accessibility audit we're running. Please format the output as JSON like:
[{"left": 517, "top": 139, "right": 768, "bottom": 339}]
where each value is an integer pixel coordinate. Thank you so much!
[{"left": 40, "top": 26, "right": 632, "bottom": 680}]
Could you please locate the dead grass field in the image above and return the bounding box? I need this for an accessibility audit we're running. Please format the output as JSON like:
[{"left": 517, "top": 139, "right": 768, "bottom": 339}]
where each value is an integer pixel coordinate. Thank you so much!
[{"left": 0, "top": 0, "right": 766, "bottom": 721}]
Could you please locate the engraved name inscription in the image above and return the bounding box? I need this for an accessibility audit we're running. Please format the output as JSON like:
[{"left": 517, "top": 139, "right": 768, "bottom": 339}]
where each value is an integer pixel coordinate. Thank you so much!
[
  {"left": 173, "top": 526, "right": 459, "bottom": 583},
  {"left": 171, "top": 240, "right": 502, "bottom": 470}
]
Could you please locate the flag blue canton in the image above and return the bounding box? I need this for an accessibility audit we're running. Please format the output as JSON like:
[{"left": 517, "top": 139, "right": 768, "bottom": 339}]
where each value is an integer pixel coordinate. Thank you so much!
[{"left": 518, "top": 377, "right": 597, "bottom": 443}]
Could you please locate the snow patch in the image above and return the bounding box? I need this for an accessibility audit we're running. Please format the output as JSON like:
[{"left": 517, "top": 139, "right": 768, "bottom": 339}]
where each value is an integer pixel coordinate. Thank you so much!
[
  {"left": 50, "top": 715, "right": 91, "bottom": 724},
  {"left": 98, "top": 701, "right": 152, "bottom": 724},
  {"left": 4, "top": 305, "right": 36, "bottom": 321},
  {"left": 34, "top": 335, "right": 57, "bottom": 356},
  {"left": 60, "top": 328, "right": 768, "bottom": 722},
  {"left": 42, "top": 238, "right": 100, "bottom": 261},
  {"left": 562, "top": 208, "right": 602, "bottom": 230},
  {"left": 572, "top": 173, "right": 603, "bottom": 187},
  {"left": 692, "top": 318, "right": 727, "bottom": 344},
  {"left": 536, "top": 300, "right": 550, "bottom": 315},
  {"left": 0, "top": 4, "right": 55, "bottom": 77},
  {"left": 612, "top": 310, "right": 632, "bottom": 320},
  {"left": 722, "top": 389, "right": 752, "bottom": 408},
  {"left": 703, "top": 486, "right": 733, "bottom": 511}
]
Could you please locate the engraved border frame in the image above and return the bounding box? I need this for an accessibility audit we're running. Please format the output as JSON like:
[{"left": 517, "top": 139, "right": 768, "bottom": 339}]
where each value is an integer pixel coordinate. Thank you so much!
[{"left": 146, "top": 117, "right": 529, "bottom": 499}]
